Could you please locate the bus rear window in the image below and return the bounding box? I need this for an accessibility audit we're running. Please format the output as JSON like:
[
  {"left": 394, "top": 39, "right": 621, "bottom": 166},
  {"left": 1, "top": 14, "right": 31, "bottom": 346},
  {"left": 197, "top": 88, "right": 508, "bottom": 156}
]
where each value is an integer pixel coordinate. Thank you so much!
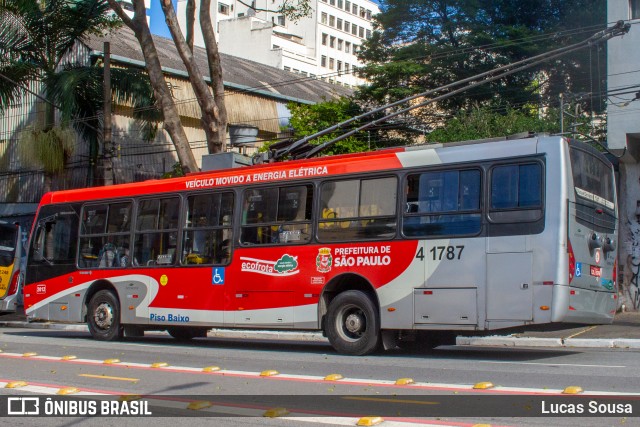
[{"left": 569, "top": 147, "right": 615, "bottom": 209}]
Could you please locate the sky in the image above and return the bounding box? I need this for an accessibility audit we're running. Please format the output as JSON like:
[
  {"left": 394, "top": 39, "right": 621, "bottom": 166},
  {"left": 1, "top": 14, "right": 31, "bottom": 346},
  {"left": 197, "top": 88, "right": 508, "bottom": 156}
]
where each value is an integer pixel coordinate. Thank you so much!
[{"left": 148, "top": 0, "right": 173, "bottom": 38}]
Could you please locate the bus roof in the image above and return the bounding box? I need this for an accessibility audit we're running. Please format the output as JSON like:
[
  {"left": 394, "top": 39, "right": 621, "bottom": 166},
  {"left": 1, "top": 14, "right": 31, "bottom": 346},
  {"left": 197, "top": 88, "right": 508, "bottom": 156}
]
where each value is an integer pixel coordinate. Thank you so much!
[{"left": 42, "top": 135, "right": 558, "bottom": 205}]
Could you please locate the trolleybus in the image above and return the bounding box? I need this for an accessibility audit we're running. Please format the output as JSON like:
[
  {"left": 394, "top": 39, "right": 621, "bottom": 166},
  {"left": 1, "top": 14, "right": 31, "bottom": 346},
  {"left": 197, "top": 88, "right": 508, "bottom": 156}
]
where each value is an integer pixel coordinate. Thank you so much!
[{"left": 23, "top": 135, "right": 618, "bottom": 355}]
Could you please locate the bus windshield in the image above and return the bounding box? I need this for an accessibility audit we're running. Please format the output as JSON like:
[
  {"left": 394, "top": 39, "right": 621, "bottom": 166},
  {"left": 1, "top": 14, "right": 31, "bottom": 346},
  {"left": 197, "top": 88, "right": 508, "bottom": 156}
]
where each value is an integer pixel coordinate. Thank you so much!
[
  {"left": 0, "top": 224, "right": 17, "bottom": 267},
  {"left": 569, "top": 146, "right": 615, "bottom": 210}
]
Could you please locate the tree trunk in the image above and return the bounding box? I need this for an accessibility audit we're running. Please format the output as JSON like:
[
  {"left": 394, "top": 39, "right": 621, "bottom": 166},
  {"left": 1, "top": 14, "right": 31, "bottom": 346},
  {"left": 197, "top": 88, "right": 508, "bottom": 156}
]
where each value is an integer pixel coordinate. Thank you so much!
[
  {"left": 200, "top": 0, "right": 228, "bottom": 153},
  {"left": 160, "top": 0, "right": 224, "bottom": 154},
  {"left": 106, "top": 0, "right": 199, "bottom": 174},
  {"left": 186, "top": 0, "right": 196, "bottom": 52}
]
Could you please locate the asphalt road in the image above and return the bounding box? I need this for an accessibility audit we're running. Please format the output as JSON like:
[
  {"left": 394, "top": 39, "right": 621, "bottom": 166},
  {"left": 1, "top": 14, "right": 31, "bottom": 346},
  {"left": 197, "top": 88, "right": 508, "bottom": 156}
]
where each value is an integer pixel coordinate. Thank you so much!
[{"left": 0, "top": 326, "right": 639, "bottom": 427}]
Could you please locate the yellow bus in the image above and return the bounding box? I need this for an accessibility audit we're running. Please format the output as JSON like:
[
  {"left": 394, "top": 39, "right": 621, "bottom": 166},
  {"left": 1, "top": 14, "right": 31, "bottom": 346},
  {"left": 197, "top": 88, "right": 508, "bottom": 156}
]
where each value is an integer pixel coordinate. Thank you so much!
[{"left": 0, "top": 220, "right": 23, "bottom": 313}]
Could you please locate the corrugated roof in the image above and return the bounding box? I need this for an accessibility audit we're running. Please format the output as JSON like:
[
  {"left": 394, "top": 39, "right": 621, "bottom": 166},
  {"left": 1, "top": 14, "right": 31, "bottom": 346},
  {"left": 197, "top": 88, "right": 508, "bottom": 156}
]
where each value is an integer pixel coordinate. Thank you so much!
[{"left": 82, "top": 27, "right": 352, "bottom": 104}]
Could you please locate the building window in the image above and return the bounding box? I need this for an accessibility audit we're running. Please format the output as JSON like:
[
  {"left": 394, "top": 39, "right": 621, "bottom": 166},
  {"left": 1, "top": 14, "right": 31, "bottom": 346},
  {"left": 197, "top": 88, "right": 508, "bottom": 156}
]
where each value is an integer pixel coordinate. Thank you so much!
[
  {"left": 284, "top": 66, "right": 291, "bottom": 72},
  {"left": 360, "top": 7, "right": 366, "bottom": 18},
  {"left": 345, "top": 63, "right": 350, "bottom": 73},
  {"left": 352, "top": 3, "right": 358, "bottom": 15},
  {"left": 345, "top": 0, "right": 351, "bottom": 11},
  {"left": 366, "top": 29, "right": 371, "bottom": 39},
  {"left": 330, "top": 0, "right": 335, "bottom": 5},
  {"left": 345, "top": 41, "right": 351, "bottom": 53},
  {"left": 338, "top": 0, "right": 343, "bottom": 8},
  {"left": 359, "top": 26, "right": 364, "bottom": 38},
  {"left": 337, "top": 39, "right": 343, "bottom": 50},
  {"left": 337, "top": 60, "right": 342, "bottom": 74},
  {"left": 344, "top": 21, "right": 350, "bottom": 33},
  {"left": 276, "top": 15, "right": 285, "bottom": 26},
  {"left": 218, "top": 3, "right": 229, "bottom": 15},
  {"left": 322, "top": 33, "right": 328, "bottom": 45},
  {"left": 329, "top": 57, "right": 335, "bottom": 70},
  {"left": 632, "top": 0, "right": 640, "bottom": 19},
  {"left": 321, "top": 12, "right": 327, "bottom": 24},
  {"left": 352, "top": 24, "right": 358, "bottom": 36},
  {"left": 366, "top": 9, "right": 372, "bottom": 20},
  {"left": 337, "top": 18, "right": 343, "bottom": 30},
  {"left": 330, "top": 36, "right": 336, "bottom": 48},
  {"left": 321, "top": 55, "right": 327, "bottom": 67},
  {"left": 329, "top": 15, "right": 335, "bottom": 26}
]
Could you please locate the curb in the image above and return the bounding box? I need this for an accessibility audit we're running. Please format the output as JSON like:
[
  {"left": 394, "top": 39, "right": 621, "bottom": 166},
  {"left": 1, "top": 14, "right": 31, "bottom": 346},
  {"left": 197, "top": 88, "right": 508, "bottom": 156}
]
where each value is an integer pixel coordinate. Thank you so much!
[
  {"left": 3, "top": 320, "right": 640, "bottom": 348},
  {"left": 0, "top": 320, "right": 328, "bottom": 342},
  {"left": 456, "top": 335, "right": 640, "bottom": 349}
]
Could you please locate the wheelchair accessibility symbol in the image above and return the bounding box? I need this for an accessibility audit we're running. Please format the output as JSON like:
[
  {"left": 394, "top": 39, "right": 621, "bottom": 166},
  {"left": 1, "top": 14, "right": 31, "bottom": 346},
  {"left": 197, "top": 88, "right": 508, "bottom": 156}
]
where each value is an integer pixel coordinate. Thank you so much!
[{"left": 212, "top": 267, "right": 225, "bottom": 285}]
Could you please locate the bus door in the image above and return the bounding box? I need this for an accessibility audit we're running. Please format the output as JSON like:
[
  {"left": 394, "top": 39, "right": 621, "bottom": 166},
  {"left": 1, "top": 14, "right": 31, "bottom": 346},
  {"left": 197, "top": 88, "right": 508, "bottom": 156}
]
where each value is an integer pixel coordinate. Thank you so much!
[
  {"left": 405, "top": 169, "right": 483, "bottom": 326},
  {"left": 484, "top": 162, "right": 544, "bottom": 322},
  {"left": 0, "top": 222, "right": 21, "bottom": 311}
]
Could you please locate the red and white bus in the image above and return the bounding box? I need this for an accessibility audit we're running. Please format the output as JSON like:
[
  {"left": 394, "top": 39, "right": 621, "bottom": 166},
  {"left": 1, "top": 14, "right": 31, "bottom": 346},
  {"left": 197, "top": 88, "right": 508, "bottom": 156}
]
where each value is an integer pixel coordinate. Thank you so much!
[{"left": 23, "top": 135, "right": 618, "bottom": 355}]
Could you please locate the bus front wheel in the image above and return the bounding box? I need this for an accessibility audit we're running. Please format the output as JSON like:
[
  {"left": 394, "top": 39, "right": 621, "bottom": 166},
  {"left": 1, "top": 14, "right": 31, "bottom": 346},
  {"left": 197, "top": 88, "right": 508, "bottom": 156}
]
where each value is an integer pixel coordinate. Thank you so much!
[
  {"left": 326, "top": 290, "right": 380, "bottom": 356},
  {"left": 87, "top": 290, "right": 123, "bottom": 341}
]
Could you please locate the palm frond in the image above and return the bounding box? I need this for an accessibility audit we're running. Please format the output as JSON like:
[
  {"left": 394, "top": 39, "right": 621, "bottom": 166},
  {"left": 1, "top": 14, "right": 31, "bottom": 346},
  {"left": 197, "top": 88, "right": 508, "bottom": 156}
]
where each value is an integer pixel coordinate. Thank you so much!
[{"left": 0, "top": 61, "right": 40, "bottom": 113}]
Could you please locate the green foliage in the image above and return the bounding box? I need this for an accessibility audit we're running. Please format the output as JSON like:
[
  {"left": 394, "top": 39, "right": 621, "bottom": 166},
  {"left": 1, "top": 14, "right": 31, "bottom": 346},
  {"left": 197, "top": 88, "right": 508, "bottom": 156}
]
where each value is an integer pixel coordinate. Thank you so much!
[
  {"left": 0, "top": 0, "right": 157, "bottom": 184},
  {"left": 357, "top": 0, "right": 607, "bottom": 115},
  {"left": 286, "top": 98, "right": 372, "bottom": 155},
  {"left": 18, "top": 126, "right": 75, "bottom": 174},
  {"left": 162, "top": 162, "right": 185, "bottom": 179},
  {"left": 427, "top": 105, "right": 560, "bottom": 143}
]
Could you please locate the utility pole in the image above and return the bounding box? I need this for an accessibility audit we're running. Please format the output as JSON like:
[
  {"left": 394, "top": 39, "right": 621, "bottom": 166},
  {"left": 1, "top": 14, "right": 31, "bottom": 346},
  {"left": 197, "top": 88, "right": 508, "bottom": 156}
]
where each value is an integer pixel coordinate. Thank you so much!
[{"left": 103, "top": 41, "right": 114, "bottom": 186}]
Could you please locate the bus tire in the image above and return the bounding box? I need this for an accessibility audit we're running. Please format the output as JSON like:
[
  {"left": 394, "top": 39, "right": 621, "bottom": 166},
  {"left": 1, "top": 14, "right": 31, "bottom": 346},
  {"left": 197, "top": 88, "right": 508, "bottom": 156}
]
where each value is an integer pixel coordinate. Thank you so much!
[
  {"left": 87, "top": 290, "right": 123, "bottom": 341},
  {"left": 326, "top": 290, "right": 380, "bottom": 356}
]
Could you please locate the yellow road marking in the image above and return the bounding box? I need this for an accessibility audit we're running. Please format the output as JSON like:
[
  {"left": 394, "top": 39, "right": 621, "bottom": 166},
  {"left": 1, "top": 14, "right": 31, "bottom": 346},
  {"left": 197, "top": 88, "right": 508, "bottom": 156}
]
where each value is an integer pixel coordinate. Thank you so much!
[
  {"left": 79, "top": 374, "right": 139, "bottom": 382},
  {"left": 566, "top": 325, "right": 598, "bottom": 339},
  {"left": 343, "top": 396, "right": 439, "bottom": 405}
]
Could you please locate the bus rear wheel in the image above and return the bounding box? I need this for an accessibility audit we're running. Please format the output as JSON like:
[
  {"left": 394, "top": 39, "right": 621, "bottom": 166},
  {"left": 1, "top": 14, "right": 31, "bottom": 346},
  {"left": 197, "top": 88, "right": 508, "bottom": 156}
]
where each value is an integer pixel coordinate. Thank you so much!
[
  {"left": 326, "top": 290, "right": 380, "bottom": 356},
  {"left": 87, "top": 290, "right": 123, "bottom": 341}
]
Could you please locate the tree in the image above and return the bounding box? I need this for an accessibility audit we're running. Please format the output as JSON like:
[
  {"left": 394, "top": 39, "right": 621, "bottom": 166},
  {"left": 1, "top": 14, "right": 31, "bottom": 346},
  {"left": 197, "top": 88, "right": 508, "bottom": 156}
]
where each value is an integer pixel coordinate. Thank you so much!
[
  {"left": 109, "top": 0, "right": 312, "bottom": 170},
  {"left": 357, "top": 0, "right": 606, "bottom": 119},
  {"left": 284, "top": 98, "right": 401, "bottom": 156},
  {"left": 0, "top": 0, "right": 154, "bottom": 191},
  {"left": 107, "top": 0, "right": 199, "bottom": 173},
  {"left": 426, "top": 105, "right": 560, "bottom": 143}
]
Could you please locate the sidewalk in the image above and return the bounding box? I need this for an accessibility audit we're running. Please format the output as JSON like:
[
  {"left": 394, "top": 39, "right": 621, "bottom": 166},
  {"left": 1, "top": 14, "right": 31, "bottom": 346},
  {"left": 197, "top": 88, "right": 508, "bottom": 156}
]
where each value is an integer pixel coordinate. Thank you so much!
[{"left": 2, "top": 308, "right": 640, "bottom": 349}]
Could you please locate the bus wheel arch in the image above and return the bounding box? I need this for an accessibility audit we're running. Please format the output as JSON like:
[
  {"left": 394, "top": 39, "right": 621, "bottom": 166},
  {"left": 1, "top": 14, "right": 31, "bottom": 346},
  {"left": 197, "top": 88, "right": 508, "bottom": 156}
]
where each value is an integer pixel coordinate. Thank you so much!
[
  {"left": 320, "top": 274, "right": 381, "bottom": 355},
  {"left": 84, "top": 281, "right": 123, "bottom": 341}
]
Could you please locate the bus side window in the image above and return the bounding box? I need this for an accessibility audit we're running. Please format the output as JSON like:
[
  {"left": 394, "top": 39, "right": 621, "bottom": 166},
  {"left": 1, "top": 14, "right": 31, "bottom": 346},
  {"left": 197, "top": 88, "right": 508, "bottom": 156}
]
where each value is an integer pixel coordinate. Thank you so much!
[
  {"left": 488, "top": 163, "right": 543, "bottom": 224},
  {"left": 182, "top": 192, "right": 234, "bottom": 265},
  {"left": 318, "top": 177, "right": 397, "bottom": 242},
  {"left": 135, "top": 197, "right": 180, "bottom": 266}
]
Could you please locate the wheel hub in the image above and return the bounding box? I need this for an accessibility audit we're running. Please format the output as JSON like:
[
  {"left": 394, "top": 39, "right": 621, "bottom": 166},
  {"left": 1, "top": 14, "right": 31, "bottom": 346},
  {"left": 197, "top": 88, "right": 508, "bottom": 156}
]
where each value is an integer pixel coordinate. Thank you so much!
[
  {"left": 345, "top": 313, "right": 363, "bottom": 334},
  {"left": 94, "top": 303, "right": 113, "bottom": 330}
]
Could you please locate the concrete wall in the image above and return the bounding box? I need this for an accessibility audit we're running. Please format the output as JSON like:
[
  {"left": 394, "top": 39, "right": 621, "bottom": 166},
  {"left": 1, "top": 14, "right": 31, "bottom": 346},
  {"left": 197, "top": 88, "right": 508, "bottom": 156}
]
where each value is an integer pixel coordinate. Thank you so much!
[{"left": 608, "top": 0, "right": 640, "bottom": 310}]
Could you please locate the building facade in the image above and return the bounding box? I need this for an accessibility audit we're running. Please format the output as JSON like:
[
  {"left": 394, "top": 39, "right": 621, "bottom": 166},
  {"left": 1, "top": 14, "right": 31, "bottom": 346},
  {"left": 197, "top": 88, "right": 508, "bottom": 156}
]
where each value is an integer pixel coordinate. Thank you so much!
[
  {"left": 173, "top": 0, "right": 379, "bottom": 87},
  {"left": 607, "top": 0, "right": 640, "bottom": 311},
  {"left": 0, "top": 28, "right": 351, "bottom": 204}
]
